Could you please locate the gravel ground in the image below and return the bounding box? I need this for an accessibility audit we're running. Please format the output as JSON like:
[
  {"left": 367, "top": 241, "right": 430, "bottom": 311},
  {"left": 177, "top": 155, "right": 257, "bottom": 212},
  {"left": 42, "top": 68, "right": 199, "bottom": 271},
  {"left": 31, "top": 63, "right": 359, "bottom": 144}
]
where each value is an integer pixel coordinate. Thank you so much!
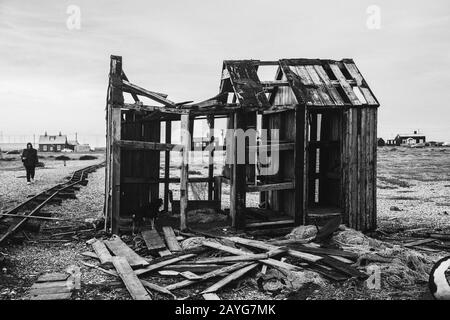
[
  {"left": 0, "top": 147, "right": 449, "bottom": 300},
  {"left": 377, "top": 147, "right": 450, "bottom": 231}
]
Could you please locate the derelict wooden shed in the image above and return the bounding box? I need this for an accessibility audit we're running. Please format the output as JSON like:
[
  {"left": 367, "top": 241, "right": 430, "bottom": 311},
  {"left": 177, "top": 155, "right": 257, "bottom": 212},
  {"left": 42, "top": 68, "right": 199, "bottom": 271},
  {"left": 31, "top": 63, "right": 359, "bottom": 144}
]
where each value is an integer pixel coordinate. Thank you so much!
[{"left": 104, "top": 56, "right": 379, "bottom": 234}]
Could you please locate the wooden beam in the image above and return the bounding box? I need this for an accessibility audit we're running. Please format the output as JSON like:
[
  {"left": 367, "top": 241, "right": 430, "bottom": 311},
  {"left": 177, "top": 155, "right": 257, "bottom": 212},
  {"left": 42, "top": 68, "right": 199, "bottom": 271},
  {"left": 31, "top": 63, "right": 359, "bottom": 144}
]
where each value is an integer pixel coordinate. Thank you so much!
[
  {"left": 91, "top": 240, "right": 113, "bottom": 267},
  {"left": 108, "top": 56, "right": 123, "bottom": 235},
  {"left": 232, "top": 110, "right": 246, "bottom": 229},
  {"left": 122, "top": 80, "right": 176, "bottom": 107},
  {"left": 207, "top": 115, "right": 215, "bottom": 201},
  {"left": 111, "top": 256, "right": 151, "bottom": 300},
  {"left": 194, "top": 248, "right": 285, "bottom": 264},
  {"left": 162, "top": 226, "right": 182, "bottom": 252},
  {"left": 227, "top": 237, "right": 322, "bottom": 263},
  {"left": 201, "top": 263, "right": 259, "bottom": 294},
  {"left": 104, "top": 235, "right": 149, "bottom": 268},
  {"left": 164, "top": 262, "right": 254, "bottom": 291},
  {"left": 246, "top": 181, "right": 294, "bottom": 192},
  {"left": 164, "top": 120, "right": 172, "bottom": 212},
  {"left": 180, "top": 114, "right": 190, "bottom": 231},
  {"left": 135, "top": 254, "right": 196, "bottom": 276},
  {"left": 115, "top": 140, "right": 180, "bottom": 151},
  {"left": 201, "top": 240, "right": 300, "bottom": 271},
  {"left": 141, "top": 229, "right": 167, "bottom": 251}
]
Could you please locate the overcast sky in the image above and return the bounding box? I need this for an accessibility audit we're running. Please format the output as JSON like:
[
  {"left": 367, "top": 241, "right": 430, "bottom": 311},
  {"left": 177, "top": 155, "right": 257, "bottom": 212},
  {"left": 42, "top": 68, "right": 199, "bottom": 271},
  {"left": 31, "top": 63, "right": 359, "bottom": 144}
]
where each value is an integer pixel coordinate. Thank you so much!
[{"left": 0, "top": 0, "right": 449, "bottom": 146}]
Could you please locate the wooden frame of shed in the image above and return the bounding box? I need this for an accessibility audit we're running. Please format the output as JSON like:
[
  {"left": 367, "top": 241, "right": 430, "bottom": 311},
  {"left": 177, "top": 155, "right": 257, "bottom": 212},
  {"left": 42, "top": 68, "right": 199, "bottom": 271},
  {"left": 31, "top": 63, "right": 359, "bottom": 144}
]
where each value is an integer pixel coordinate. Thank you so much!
[{"left": 105, "top": 55, "right": 379, "bottom": 234}]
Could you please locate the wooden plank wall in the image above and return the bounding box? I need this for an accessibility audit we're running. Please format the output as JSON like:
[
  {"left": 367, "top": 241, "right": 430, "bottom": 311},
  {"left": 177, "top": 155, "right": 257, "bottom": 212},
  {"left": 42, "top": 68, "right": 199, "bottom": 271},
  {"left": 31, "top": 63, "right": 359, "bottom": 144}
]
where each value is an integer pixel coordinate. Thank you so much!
[
  {"left": 341, "top": 107, "right": 377, "bottom": 231},
  {"left": 260, "top": 110, "right": 297, "bottom": 219},
  {"left": 120, "top": 112, "right": 161, "bottom": 219}
]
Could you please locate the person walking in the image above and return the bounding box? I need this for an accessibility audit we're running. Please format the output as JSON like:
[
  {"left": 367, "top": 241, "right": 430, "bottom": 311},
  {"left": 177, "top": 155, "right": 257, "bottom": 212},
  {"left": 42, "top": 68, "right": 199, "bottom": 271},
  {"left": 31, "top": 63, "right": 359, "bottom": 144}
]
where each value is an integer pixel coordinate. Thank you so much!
[{"left": 21, "top": 142, "right": 39, "bottom": 185}]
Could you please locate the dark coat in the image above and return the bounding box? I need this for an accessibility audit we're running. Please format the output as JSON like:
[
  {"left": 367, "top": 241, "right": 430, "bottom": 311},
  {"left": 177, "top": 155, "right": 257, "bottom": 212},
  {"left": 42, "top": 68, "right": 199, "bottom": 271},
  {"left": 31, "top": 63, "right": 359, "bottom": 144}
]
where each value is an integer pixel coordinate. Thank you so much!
[{"left": 21, "top": 148, "right": 38, "bottom": 167}]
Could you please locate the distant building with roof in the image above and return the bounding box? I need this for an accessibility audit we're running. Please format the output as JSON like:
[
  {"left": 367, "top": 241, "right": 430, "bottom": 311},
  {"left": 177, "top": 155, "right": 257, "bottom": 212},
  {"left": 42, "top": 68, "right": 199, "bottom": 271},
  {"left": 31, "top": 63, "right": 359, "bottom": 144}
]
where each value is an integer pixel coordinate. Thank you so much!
[
  {"left": 390, "top": 131, "right": 426, "bottom": 146},
  {"left": 38, "top": 132, "right": 69, "bottom": 152}
]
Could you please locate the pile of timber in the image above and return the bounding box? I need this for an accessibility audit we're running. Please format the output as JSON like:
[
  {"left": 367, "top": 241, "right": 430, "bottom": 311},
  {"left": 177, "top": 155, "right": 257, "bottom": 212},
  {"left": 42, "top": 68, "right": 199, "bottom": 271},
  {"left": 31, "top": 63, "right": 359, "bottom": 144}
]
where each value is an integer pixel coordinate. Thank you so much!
[{"left": 81, "top": 226, "right": 368, "bottom": 300}]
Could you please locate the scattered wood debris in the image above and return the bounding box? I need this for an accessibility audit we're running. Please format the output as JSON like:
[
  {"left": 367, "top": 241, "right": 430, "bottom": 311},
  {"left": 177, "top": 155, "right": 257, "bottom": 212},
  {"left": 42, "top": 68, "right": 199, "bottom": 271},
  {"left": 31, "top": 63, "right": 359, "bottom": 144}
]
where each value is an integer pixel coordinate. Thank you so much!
[
  {"left": 27, "top": 265, "right": 80, "bottom": 300},
  {"left": 78, "top": 224, "right": 447, "bottom": 300}
]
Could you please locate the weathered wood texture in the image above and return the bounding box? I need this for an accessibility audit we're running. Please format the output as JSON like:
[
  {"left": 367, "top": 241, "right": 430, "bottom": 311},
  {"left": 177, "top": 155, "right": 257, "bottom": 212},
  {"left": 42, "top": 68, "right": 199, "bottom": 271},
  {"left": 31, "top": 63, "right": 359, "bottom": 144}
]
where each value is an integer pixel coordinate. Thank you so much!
[
  {"left": 111, "top": 256, "right": 151, "bottom": 300},
  {"left": 104, "top": 235, "right": 149, "bottom": 268}
]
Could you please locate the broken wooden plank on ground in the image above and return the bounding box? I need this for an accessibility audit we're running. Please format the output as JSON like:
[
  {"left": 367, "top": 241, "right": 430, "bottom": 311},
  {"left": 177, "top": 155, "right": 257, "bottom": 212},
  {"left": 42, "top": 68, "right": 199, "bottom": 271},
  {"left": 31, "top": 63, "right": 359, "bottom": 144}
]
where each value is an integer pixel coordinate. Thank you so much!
[
  {"left": 28, "top": 271, "right": 76, "bottom": 300},
  {"left": 35, "top": 273, "right": 69, "bottom": 283},
  {"left": 141, "top": 229, "right": 167, "bottom": 251},
  {"left": 104, "top": 235, "right": 149, "bottom": 268},
  {"left": 80, "top": 251, "right": 100, "bottom": 260},
  {"left": 111, "top": 256, "right": 151, "bottom": 300},
  {"left": 227, "top": 236, "right": 322, "bottom": 263},
  {"left": 91, "top": 240, "right": 113, "bottom": 267},
  {"left": 201, "top": 263, "right": 259, "bottom": 294},
  {"left": 162, "top": 226, "right": 182, "bottom": 252},
  {"left": 140, "top": 279, "right": 176, "bottom": 299},
  {"left": 203, "top": 293, "right": 220, "bottom": 300},
  {"left": 158, "top": 249, "right": 172, "bottom": 257},
  {"left": 404, "top": 238, "right": 437, "bottom": 247},
  {"left": 66, "top": 265, "right": 81, "bottom": 290},
  {"left": 135, "top": 253, "right": 196, "bottom": 276},
  {"left": 158, "top": 270, "right": 180, "bottom": 276},
  {"left": 165, "top": 262, "right": 254, "bottom": 291},
  {"left": 194, "top": 247, "right": 286, "bottom": 264},
  {"left": 180, "top": 271, "right": 202, "bottom": 280},
  {"left": 81, "top": 261, "right": 119, "bottom": 277},
  {"left": 202, "top": 240, "right": 301, "bottom": 272}
]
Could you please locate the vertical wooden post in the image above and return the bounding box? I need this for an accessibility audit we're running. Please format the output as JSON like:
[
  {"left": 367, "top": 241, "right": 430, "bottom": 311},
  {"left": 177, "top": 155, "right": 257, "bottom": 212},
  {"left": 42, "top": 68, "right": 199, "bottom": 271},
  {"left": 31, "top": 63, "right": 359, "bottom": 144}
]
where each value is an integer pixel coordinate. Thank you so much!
[
  {"left": 294, "top": 105, "right": 307, "bottom": 226},
  {"left": 108, "top": 55, "right": 124, "bottom": 235},
  {"left": 231, "top": 110, "right": 247, "bottom": 229},
  {"left": 164, "top": 120, "right": 171, "bottom": 212},
  {"left": 180, "top": 114, "right": 190, "bottom": 231},
  {"left": 207, "top": 115, "right": 215, "bottom": 200}
]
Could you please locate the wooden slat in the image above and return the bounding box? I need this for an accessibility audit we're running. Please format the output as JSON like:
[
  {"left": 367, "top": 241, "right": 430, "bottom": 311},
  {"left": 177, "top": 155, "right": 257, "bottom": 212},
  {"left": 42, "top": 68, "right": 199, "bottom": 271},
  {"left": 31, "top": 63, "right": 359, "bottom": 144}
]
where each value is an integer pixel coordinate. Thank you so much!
[
  {"left": 202, "top": 240, "right": 301, "bottom": 271},
  {"left": 246, "top": 182, "right": 294, "bottom": 192},
  {"left": 115, "top": 140, "right": 180, "bottom": 151},
  {"left": 122, "top": 80, "right": 176, "bottom": 107},
  {"left": 104, "top": 235, "right": 149, "bottom": 268},
  {"left": 180, "top": 114, "right": 190, "bottom": 231},
  {"left": 165, "top": 262, "right": 253, "bottom": 291},
  {"left": 36, "top": 273, "right": 69, "bottom": 283},
  {"left": 162, "top": 226, "right": 182, "bottom": 252},
  {"left": 135, "top": 254, "right": 196, "bottom": 276},
  {"left": 141, "top": 229, "right": 167, "bottom": 251},
  {"left": 227, "top": 237, "right": 322, "bottom": 263},
  {"left": 180, "top": 271, "right": 203, "bottom": 280},
  {"left": 91, "top": 240, "right": 113, "bottom": 267},
  {"left": 202, "top": 263, "right": 259, "bottom": 294},
  {"left": 313, "top": 65, "right": 344, "bottom": 106},
  {"left": 328, "top": 63, "right": 361, "bottom": 106},
  {"left": 305, "top": 65, "right": 334, "bottom": 105},
  {"left": 111, "top": 256, "right": 151, "bottom": 300},
  {"left": 203, "top": 293, "right": 221, "bottom": 300},
  {"left": 140, "top": 279, "right": 176, "bottom": 298}
]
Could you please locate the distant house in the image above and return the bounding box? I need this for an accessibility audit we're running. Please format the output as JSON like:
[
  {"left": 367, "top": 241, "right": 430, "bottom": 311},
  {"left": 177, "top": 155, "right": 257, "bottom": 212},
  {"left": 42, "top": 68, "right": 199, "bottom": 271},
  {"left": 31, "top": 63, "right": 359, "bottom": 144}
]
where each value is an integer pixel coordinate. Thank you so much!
[
  {"left": 377, "top": 138, "right": 385, "bottom": 147},
  {"left": 386, "top": 139, "right": 396, "bottom": 146},
  {"left": 394, "top": 131, "right": 426, "bottom": 146},
  {"left": 38, "top": 132, "right": 69, "bottom": 152},
  {"left": 67, "top": 139, "right": 79, "bottom": 151}
]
